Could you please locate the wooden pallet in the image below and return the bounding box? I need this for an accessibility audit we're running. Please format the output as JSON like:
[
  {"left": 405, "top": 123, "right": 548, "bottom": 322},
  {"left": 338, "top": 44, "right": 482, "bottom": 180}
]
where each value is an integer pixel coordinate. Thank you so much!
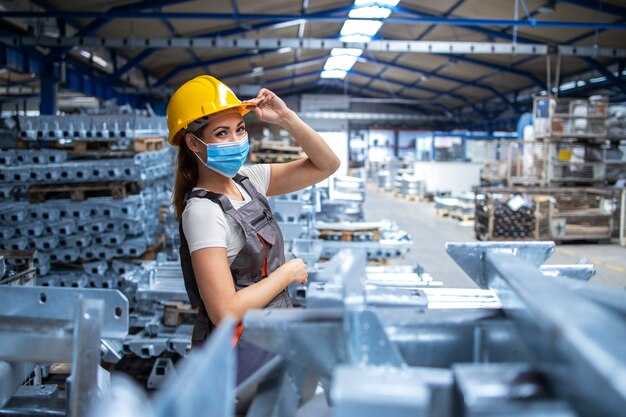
[
  {"left": 450, "top": 213, "right": 475, "bottom": 222},
  {"left": 27, "top": 181, "right": 141, "bottom": 203},
  {"left": 140, "top": 234, "right": 166, "bottom": 260},
  {"left": 394, "top": 192, "right": 424, "bottom": 202},
  {"left": 317, "top": 228, "right": 381, "bottom": 242},
  {"left": 73, "top": 140, "right": 116, "bottom": 152},
  {"left": 163, "top": 301, "right": 198, "bottom": 327},
  {"left": 133, "top": 136, "right": 165, "bottom": 152},
  {"left": 367, "top": 258, "right": 392, "bottom": 266},
  {"left": 436, "top": 209, "right": 451, "bottom": 218}
]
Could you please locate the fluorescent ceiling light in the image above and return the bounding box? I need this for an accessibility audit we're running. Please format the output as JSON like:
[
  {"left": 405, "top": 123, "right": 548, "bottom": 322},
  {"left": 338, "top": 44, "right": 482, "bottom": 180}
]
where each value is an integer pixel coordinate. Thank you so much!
[
  {"left": 330, "top": 48, "right": 363, "bottom": 57},
  {"left": 349, "top": 6, "right": 391, "bottom": 19},
  {"left": 324, "top": 55, "right": 358, "bottom": 71},
  {"left": 79, "top": 50, "right": 91, "bottom": 59},
  {"left": 355, "top": 0, "right": 400, "bottom": 6},
  {"left": 321, "top": 70, "right": 348, "bottom": 79},
  {"left": 277, "top": 47, "right": 293, "bottom": 54},
  {"left": 340, "top": 20, "right": 383, "bottom": 42},
  {"left": 590, "top": 76, "right": 607, "bottom": 83},
  {"left": 92, "top": 55, "right": 108, "bottom": 68}
]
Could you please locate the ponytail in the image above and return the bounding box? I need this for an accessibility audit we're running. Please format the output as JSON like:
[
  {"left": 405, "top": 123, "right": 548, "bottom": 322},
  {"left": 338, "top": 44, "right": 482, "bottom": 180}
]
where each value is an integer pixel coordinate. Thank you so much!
[{"left": 172, "top": 134, "right": 199, "bottom": 221}]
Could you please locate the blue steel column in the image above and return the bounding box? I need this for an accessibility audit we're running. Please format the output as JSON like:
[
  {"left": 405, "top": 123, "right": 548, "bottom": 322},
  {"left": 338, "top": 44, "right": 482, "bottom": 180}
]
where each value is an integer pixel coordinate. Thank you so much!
[{"left": 40, "top": 64, "right": 57, "bottom": 115}]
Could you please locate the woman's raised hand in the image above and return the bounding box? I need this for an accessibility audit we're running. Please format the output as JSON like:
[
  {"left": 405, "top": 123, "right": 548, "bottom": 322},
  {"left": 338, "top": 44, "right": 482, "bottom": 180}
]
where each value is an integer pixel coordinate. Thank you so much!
[{"left": 244, "top": 88, "right": 295, "bottom": 127}]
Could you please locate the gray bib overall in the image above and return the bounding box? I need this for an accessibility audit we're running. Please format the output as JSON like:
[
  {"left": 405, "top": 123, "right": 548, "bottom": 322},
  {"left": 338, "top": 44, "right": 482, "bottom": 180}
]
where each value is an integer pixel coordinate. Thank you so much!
[{"left": 179, "top": 174, "right": 292, "bottom": 384}]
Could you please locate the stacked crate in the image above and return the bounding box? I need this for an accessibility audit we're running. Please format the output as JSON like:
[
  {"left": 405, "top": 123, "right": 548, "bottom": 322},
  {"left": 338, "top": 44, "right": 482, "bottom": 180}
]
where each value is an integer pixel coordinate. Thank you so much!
[
  {"left": 475, "top": 187, "right": 617, "bottom": 242},
  {"left": 476, "top": 96, "right": 624, "bottom": 243},
  {"left": 249, "top": 140, "right": 305, "bottom": 163}
]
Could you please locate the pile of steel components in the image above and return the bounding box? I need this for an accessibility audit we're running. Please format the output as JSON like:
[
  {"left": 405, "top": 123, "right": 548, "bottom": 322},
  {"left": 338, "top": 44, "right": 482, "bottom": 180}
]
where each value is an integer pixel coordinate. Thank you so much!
[
  {"left": 16, "top": 115, "right": 167, "bottom": 143},
  {"left": 0, "top": 148, "right": 173, "bottom": 187},
  {"left": 0, "top": 147, "right": 174, "bottom": 277},
  {"left": 2, "top": 241, "right": 624, "bottom": 417},
  {"left": 268, "top": 181, "right": 413, "bottom": 262}
]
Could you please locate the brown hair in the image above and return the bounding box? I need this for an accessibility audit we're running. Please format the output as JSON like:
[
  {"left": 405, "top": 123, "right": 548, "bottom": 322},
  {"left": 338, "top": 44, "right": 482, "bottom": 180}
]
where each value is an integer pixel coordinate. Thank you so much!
[{"left": 172, "top": 130, "right": 200, "bottom": 221}]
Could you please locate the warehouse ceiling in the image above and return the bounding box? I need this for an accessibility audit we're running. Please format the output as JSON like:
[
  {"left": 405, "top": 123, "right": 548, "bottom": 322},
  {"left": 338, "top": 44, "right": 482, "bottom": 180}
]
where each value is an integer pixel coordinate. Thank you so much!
[{"left": 1, "top": 0, "right": 625, "bottom": 128}]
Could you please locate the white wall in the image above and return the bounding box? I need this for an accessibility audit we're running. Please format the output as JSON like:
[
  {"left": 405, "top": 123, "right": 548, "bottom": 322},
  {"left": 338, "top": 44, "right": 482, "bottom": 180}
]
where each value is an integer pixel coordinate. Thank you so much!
[
  {"left": 320, "top": 131, "right": 349, "bottom": 176},
  {"left": 413, "top": 161, "right": 483, "bottom": 194}
]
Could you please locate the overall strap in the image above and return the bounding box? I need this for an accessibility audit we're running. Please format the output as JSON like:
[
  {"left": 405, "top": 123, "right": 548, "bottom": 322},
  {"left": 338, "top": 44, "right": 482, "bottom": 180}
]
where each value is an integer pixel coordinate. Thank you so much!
[
  {"left": 184, "top": 188, "right": 237, "bottom": 215},
  {"left": 233, "top": 174, "right": 261, "bottom": 199}
]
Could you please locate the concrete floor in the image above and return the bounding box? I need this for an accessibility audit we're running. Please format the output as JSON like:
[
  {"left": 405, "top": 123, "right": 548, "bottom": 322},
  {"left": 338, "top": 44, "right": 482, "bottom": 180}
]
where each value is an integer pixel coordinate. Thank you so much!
[{"left": 363, "top": 187, "right": 626, "bottom": 289}]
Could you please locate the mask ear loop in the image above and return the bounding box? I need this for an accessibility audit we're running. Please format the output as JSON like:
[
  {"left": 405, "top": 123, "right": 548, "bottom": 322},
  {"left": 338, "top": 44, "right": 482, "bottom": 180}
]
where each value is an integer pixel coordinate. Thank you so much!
[{"left": 185, "top": 130, "right": 209, "bottom": 167}]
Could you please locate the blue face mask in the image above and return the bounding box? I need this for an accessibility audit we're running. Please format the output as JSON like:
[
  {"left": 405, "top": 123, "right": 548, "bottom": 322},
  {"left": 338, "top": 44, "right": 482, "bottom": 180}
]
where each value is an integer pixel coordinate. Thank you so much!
[{"left": 192, "top": 134, "right": 250, "bottom": 178}]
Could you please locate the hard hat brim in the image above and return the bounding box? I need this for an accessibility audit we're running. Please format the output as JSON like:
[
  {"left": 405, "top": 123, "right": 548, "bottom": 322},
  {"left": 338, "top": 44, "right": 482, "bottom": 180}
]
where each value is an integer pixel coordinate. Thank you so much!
[{"left": 169, "top": 103, "right": 255, "bottom": 146}]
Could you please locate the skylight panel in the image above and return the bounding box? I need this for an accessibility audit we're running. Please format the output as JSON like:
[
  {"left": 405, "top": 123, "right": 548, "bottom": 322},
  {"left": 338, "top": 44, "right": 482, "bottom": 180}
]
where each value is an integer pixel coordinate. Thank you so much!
[
  {"left": 340, "top": 20, "right": 383, "bottom": 42},
  {"left": 330, "top": 48, "right": 363, "bottom": 57},
  {"left": 349, "top": 5, "right": 391, "bottom": 19},
  {"left": 321, "top": 70, "right": 348, "bottom": 79},
  {"left": 354, "top": 0, "right": 400, "bottom": 6},
  {"left": 324, "top": 55, "right": 359, "bottom": 71}
]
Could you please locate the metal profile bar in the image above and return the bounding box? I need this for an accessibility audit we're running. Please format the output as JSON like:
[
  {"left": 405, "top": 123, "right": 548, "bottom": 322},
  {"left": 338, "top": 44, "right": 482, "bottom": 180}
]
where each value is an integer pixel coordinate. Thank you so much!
[
  {"left": 482, "top": 251, "right": 626, "bottom": 417},
  {"left": 18, "top": 37, "right": 626, "bottom": 56},
  {"left": 299, "top": 111, "right": 451, "bottom": 121},
  {"left": 66, "top": 298, "right": 102, "bottom": 417},
  {"left": 0, "top": 286, "right": 129, "bottom": 338}
]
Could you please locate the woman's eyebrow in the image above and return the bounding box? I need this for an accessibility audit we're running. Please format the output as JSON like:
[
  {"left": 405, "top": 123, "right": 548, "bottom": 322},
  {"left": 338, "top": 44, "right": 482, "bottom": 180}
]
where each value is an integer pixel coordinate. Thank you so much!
[{"left": 212, "top": 121, "right": 245, "bottom": 132}]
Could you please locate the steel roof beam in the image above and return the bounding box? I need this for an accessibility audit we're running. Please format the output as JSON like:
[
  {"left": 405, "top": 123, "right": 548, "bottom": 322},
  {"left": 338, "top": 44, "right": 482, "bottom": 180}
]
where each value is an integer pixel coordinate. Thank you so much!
[
  {"left": 2, "top": 11, "right": 626, "bottom": 30},
  {"left": 153, "top": 49, "right": 278, "bottom": 87},
  {"left": 357, "top": 0, "right": 467, "bottom": 96},
  {"left": 557, "top": 0, "right": 626, "bottom": 18},
  {"left": 441, "top": 54, "right": 544, "bottom": 87},
  {"left": 580, "top": 57, "right": 626, "bottom": 96},
  {"left": 357, "top": 55, "right": 515, "bottom": 110},
  {"left": 350, "top": 68, "right": 486, "bottom": 117}
]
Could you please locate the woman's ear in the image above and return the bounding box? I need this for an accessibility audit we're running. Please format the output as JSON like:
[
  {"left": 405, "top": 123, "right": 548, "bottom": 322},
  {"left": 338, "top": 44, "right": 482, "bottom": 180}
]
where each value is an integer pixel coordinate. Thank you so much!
[{"left": 185, "top": 132, "right": 203, "bottom": 152}]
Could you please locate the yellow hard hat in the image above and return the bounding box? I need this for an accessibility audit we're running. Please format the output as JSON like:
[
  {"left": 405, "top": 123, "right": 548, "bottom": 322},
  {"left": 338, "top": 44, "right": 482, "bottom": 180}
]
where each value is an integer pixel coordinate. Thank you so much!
[{"left": 166, "top": 75, "right": 251, "bottom": 146}]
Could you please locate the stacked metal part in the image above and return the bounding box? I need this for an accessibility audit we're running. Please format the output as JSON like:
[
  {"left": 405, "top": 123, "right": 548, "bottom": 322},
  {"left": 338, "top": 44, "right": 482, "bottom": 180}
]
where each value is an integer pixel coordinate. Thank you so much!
[
  {"left": 434, "top": 192, "right": 476, "bottom": 221},
  {"left": 268, "top": 182, "right": 412, "bottom": 263},
  {"left": 0, "top": 184, "right": 170, "bottom": 277},
  {"left": 82, "top": 241, "right": 626, "bottom": 417},
  {"left": 0, "top": 148, "right": 172, "bottom": 186},
  {"left": 0, "top": 146, "right": 174, "bottom": 278},
  {"left": 399, "top": 172, "right": 426, "bottom": 196},
  {"left": 17, "top": 114, "right": 167, "bottom": 143}
]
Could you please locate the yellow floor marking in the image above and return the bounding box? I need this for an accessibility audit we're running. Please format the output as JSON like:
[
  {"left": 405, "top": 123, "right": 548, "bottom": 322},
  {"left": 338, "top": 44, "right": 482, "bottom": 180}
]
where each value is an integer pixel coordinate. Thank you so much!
[
  {"left": 589, "top": 258, "right": 604, "bottom": 266},
  {"left": 557, "top": 248, "right": 579, "bottom": 258},
  {"left": 605, "top": 264, "right": 626, "bottom": 273}
]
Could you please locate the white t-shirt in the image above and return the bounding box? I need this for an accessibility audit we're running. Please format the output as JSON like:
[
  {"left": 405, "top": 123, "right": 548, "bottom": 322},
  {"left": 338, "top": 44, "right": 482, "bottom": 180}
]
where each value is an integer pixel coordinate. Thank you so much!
[{"left": 182, "top": 164, "right": 271, "bottom": 264}]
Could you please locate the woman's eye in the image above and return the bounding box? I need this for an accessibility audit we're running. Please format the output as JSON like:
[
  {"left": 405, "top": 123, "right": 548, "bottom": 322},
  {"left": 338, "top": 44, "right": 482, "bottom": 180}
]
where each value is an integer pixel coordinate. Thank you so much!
[{"left": 237, "top": 126, "right": 246, "bottom": 132}]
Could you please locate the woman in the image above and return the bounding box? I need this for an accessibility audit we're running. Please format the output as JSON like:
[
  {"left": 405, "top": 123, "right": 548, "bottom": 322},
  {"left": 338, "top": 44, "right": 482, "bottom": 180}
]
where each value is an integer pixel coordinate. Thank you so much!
[{"left": 167, "top": 75, "right": 340, "bottom": 384}]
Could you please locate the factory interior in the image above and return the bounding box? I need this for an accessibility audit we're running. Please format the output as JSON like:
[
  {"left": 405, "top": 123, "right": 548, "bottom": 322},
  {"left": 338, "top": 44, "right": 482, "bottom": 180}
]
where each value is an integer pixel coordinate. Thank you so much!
[{"left": 1, "top": 1, "right": 626, "bottom": 416}]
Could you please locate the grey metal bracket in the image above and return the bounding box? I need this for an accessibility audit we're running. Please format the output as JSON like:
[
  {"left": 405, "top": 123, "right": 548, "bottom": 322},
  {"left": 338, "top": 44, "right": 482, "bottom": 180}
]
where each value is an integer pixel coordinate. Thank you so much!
[
  {"left": 446, "top": 241, "right": 555, "bottom": 288},
  {"left": 0, "top": 286, "right": 129, "bottom": 339}
]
